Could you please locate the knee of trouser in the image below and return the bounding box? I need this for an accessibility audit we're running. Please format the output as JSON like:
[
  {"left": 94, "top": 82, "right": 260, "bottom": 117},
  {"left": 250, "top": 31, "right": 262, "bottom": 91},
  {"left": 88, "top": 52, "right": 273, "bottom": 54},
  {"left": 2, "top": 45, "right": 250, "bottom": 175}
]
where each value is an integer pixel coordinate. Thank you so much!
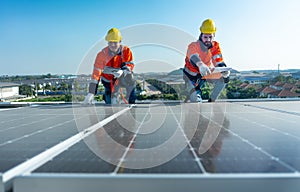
[
  {"left": 223, "top": 77, "right": 229, "bottom": 83},
  {"left": 105, "top": 89, "right": 111, "bottom": 95},
  {"left": 190, "top": 91, "right": 197, "bottom": 102},
  {"left": 186, "top": 82, "right": 195, "bottom": 91},
  {"left": 103, "top": 89, "right": 112, "bottom": 104},
  {"left": 196, "top": 89, "right": 202, "bottom": 95},
  {"left": 125, "top": 78, "right": 136, "bottom": 86},
  {"left": 120, "top": 74, "right": 135, "bottom": 86},
  {"left": 129, "top": 97, "right": 136, "bottom": 104},
  {"left": 104, "top": 95, "right": 111, "bottom": 104},
  {"left": 128, "top": 89, "right": 136, "bottom": 104}
]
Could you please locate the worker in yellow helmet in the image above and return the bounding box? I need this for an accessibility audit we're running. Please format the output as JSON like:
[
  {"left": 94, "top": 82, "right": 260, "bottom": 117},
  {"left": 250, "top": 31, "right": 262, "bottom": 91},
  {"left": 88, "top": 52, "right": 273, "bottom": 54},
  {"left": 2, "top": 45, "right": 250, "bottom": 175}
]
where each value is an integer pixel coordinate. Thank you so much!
[
  {"left": 183, "top": 19, "right": 230, "bottom": 103},
  {"left": 83, "top": 28, "right": 136, "bottom": 104}
]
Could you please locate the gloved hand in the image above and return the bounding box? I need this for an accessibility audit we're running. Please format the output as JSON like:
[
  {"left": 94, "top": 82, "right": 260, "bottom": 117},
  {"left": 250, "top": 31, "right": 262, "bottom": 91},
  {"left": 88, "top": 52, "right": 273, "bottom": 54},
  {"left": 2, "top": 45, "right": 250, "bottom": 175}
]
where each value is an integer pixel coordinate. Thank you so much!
[
  {"left": 221, "top": 70, "right": 230, "bottom": 78},
  {"left": 123, "top": 69, "right": 131, "bottom": 76},
  {"left": 83, "top": 93, "right": 95, "bottom": 104},
  {"left": 112, "top": 69, "right": 123, "bottom": 78},
  {"left": 216, "top": 62, "right": 230, "bottom": 78},
  {"left": 121, "top": 66, "right": 132, "bottom": 76},
  {"left": 196, "top": 62, "right": 211, "bottom": 76}
]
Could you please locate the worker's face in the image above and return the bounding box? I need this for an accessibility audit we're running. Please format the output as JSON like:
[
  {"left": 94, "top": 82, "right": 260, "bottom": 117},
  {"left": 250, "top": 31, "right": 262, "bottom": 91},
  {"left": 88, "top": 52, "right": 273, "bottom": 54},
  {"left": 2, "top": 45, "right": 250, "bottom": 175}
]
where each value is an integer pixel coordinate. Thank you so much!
[
  {"left": 201, "top": 33, "right": 214, "bottom": 47},
  {"left": 108, "top": 41, "right": 121, "bottom": 53}
]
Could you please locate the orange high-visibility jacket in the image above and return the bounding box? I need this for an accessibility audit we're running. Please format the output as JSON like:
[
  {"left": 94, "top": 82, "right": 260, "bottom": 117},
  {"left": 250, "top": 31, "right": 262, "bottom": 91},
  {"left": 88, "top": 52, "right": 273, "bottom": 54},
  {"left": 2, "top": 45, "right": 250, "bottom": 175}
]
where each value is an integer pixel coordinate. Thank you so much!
[
  {"left": 91, "top": 45, "right": 134, "bottom": 84},
  {"left": 184, "top": 40, "right": 224, "bottom": 77}
]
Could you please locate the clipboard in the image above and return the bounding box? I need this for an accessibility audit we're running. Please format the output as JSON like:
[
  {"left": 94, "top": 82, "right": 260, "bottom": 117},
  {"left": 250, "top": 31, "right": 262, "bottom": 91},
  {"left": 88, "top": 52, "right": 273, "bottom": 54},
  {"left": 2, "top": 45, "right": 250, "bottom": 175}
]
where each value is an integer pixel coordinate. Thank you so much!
[{"left": 202, "top": 67, "right": 232, "bottom": 79}]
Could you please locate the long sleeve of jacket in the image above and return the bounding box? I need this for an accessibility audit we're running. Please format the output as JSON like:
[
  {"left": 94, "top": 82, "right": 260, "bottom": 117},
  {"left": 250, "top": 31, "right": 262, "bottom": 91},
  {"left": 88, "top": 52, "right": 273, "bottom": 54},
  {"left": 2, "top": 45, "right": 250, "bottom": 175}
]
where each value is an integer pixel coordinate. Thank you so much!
[
  {"left": 89, "top": 51, "right": 105, "bottom": 94},
  {"left": 91, "top": 52, "right": 106, "bottom": 82},
  {"left": 121, "top": 46, "right": 134, "bottom": 71},
  {"left": 210, "top": 41, "right": 224, "bottom": 66}
]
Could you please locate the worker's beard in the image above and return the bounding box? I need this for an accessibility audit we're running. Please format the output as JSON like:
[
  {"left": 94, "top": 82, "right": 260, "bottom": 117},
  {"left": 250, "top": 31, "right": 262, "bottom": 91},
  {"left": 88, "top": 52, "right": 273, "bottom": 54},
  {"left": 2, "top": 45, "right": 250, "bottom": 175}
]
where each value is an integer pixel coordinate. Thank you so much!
[
  {"left": 204, "top": 41, "right": 212, "bottom": 49},
  {"left": 199, "top": 34, "right": 213, "bottom": 49},
  {"left": 109, "top": 47, "right": 119, "bottom": 54},
  {"left": 109, "top": 46, "right": 121, "bottom": 55}
]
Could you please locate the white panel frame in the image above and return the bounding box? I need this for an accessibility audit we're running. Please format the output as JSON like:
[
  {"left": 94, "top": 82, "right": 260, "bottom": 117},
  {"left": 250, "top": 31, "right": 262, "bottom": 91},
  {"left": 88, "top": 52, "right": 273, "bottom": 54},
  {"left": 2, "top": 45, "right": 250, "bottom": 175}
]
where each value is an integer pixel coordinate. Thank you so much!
[
  {"left": 0, "top": 174, "right": 3, "bottom": 192},
  {"left": 1, "top": 105, "right": 133, "bottom": 192},
  {"left": 14, "top": 173, "right": 300, "bottom": 192}
]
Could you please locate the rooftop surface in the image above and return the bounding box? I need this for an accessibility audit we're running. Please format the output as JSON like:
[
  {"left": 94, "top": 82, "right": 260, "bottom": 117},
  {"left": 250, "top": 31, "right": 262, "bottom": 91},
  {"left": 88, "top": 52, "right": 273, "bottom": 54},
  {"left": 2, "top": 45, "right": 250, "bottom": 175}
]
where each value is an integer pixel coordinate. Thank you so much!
[{"left": 0, "top": 100, "right": 300, "bottom": 192}]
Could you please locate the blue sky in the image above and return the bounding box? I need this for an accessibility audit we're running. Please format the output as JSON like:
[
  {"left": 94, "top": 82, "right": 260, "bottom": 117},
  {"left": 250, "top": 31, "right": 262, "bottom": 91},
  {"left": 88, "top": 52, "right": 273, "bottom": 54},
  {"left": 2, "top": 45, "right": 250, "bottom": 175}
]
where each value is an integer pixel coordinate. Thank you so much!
[{"left": 1, "top": 0, "right": 300, "bottom": 75}]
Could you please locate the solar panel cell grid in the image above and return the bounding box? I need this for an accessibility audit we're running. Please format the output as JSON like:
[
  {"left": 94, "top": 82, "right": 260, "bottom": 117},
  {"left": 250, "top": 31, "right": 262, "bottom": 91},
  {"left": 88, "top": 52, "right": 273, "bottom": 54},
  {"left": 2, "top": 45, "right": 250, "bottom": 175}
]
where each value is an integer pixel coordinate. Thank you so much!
[{"left": 0, "top": 101, "right": 300, "bottom": 192}]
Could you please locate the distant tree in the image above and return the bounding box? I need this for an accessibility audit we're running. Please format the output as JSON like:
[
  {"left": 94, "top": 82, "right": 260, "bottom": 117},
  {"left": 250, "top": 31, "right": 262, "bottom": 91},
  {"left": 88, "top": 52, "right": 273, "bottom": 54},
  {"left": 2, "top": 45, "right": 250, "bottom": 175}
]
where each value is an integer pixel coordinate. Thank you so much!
[
  {"left": 163, "top": 94, "right": 178, "bottom": 100},
  {"left": 73, "top": 80, "right": 80, "bottom": 92},
  {"left": 286, "top": 76, "right": 295, "bottom": 84},
  {"left": 146, "top": 79, "right": 176, "bottom": 94},
  {"left": 42, "top": 73, "right": 52, "bottom": 78},
  {"left": 67, "top": 83, "right": 72, "bottom": 93},
  {"left": 59, "top": 82, "right": 69, "bottom": 92},
  {"left": 226, "top": 79, "right": 244, "bottom": 99},
  {"left": 97, "top": 84, "right": 105, "bottom": 94},
  {"left": 149, "top": 94, "right": 161, "bottom": 100},
  {"left": 137, "top": 94, "right": 147, "bottom": 100},
  {"left": 44, "top": 84, "right": 51, "bottom": 90},
  {"left": 64, "top": 94, "right": 72, "bottom": 102},
  {"left": 240, "top": 87, "right": 258, "bottom": 98},
  {"left": 271, "top": 75, "right": 285, "bottom": 83},
  {"left": 136, "top": 82, "right": 142, "bottom": 92},
  {"left": 226, "top": 79, "right": 240, "bottom": 93},
  {"left": 201, "top": 84, "right": 211, "bottom": 100},
  {"left": 51, "top": 85, "right": 57, "bottom": 91},
  {"left": 19, "top": 84, "right": 33, "bottom": 96}
]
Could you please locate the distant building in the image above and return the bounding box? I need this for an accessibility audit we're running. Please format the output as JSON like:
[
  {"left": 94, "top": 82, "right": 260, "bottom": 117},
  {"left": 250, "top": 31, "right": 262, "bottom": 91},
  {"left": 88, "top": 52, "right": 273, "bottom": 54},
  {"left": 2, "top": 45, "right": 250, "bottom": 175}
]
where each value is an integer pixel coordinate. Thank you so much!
[
  {"left": 260, "top": 81, "right": 300, "bottom": 98},
  {"left": 280, "top": 72, "right": 292, "bottom": 77},
  {"left": 239, "top": 83, "right": 263, "bottom": 92},
  {"left": 291, "top": 71, "right": 300, "bottom": 79},
  {"left": 239, "top": 73, "right": 270, "bottom": 84},
  {"left": 229, "top": 69, "right": 241, "bottom": 79},
  {"left": 0, "top": 82, "right": 20, "bottom": 101},
  {"left": 161, "top": 75, "right": 185, "bottom": 85}
]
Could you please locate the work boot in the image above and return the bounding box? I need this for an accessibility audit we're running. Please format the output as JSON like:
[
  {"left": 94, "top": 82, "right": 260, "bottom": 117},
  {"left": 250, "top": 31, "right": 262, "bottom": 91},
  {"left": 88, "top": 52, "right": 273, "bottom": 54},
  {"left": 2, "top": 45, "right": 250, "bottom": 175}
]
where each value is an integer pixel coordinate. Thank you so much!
[
  {"left": 197, "top": 94, "right": 202, "bottom": 103},
  {"left": 208, "top": 98, "right": 215, "bottom": 102}
]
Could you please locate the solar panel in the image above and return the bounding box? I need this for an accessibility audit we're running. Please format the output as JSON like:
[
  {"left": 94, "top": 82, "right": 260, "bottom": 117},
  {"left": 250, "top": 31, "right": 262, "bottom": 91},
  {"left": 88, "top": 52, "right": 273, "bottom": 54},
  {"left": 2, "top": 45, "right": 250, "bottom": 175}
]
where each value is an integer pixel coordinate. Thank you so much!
[
  {"left": 1, "top": 101, "right": 300, "bottom": 192},
  {"left": 0, "top": 104, "right": 128, "bottom": 192}
]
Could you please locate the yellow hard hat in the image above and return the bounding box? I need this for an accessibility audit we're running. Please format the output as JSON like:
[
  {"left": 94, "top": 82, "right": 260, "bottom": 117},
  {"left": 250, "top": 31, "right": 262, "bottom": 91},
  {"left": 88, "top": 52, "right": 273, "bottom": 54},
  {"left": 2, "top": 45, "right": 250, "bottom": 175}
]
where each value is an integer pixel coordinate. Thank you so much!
[
  {"left": 105, "top": 28, "right": 122, "bottom": 42},
  {"left": 200, "top": 19, "right": 216, "bottom": 34}
]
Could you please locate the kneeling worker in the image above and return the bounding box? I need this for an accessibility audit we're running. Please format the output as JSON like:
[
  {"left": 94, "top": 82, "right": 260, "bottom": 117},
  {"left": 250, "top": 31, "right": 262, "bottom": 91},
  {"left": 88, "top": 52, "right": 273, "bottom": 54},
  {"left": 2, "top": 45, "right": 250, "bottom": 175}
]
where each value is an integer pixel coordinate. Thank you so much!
[
  {"left": 84, "top": 28, "right": 136, "bottom": 104},
  {"left": 183, "top": 19, "right": 230, "bottom": 103}
]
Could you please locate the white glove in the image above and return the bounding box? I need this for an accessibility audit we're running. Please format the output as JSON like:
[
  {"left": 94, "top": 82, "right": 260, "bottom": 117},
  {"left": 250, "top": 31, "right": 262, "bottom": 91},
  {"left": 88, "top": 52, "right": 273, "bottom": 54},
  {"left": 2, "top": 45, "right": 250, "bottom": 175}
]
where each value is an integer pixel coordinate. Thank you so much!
[
  {"left": 113, "top": 70, "right": 123, "bottom": 78},
  {"left": 196, "top": 62, "right": 211, "bottom": 76},
  {"left": 83, "top": 93, "right": 95, "bottom": 104},
  {"left": 221, "top": 70, "right": 230, "bottom": 78},
  {"left": 123, "top": 69, "right": 131, "bottom": 76}
]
